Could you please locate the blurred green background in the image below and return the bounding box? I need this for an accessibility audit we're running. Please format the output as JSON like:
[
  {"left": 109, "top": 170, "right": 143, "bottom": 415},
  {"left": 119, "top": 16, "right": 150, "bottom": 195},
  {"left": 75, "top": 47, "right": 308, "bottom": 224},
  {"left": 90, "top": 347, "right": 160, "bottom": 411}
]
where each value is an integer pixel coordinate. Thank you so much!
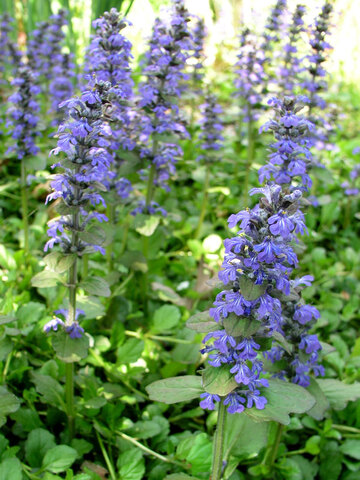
[{"left": 1, "top": 0, "right": 359, "bottom": 85}]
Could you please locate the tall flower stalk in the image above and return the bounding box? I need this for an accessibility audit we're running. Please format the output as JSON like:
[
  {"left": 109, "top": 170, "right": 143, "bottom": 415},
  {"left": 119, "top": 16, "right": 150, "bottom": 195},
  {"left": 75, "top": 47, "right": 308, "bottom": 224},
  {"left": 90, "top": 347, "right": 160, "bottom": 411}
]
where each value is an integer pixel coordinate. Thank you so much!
[
  {"left": 199, "top": 96, "right": 323, "bottom": 476},
  {"left": 43, "top": 80, "right": 115, "bottom": 438},
  {"left": 137, "top": 0, "right": 192, "bottom": 213},
  {"left": 85, "top": 8, "right": 134, "bottom": 270},
  {"left": 195, "top": 92, "right": 223, "bottom": 238},
  {"left": 7, "top": 66, "right": 40, "bottom": 260},
  {"left": 234, "top": 28, "right": 265, "bottom": 203},
  {"left": 278, "top": 4, "right": 306, "bottom": 95}
]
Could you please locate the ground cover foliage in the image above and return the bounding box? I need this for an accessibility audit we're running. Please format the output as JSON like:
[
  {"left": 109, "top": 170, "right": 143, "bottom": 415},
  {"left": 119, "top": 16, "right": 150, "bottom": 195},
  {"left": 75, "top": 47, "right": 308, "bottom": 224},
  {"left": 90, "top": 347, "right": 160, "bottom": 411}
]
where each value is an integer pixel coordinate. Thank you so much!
[{"left": 0, "top": 1, "right": 360, "bottom": 479}]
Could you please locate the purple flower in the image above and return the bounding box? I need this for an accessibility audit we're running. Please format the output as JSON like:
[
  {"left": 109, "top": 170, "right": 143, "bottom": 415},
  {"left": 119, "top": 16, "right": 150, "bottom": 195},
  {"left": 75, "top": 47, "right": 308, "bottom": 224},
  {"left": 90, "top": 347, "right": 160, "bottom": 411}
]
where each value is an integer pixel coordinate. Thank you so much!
[
  {"left": 199, "top": 392, "right": 220, "bottom": 410},
  {"left": 294, "top": 305, "right": 320, "bottom": 325}
]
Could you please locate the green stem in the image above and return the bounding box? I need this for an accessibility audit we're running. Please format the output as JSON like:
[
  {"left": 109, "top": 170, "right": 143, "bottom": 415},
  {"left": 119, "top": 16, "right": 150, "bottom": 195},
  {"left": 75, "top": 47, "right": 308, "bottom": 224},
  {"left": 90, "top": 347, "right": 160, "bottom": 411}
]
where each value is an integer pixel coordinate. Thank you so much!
[
  {"left": 20, "top": 158, "right": 29, "bottom": 260},
  {"left": 146, "top": 162, "right": 157, "bottom": 208},
  {"left": 118, "top": 431, "right": 187, "bottom": 468},
  {"left": 106, "top": 203, "right": 115, "bottom": 271},
  {"left": 344, "top": 197, "right": 351, "bottom": 229},
  {"left": 244, "top": 103, "right": 254, "bottom": 206},
  {"left": 65, "top": 208, "right": 79, "bottom": 440},
  {"left": 212, "top": 399, "right": 227, "bottom": 480},
  {"left": 96, "top": 432, "right": 116, "bottom": 480},
  {"left": 263, "top": 423, "right": 284, "bottom": 467},
  {"left": 333, "top": 424, "right": 360, "bottom": 434},
  {"left": 82, "top": 255, "right": 88, "bottom": 279},
  {"left": 65, "top": 363, "right": 75, "bottom": 441},
  {"left": 195, "top": 165, "right": 210, "bottom": 239},
  {"left": 119, "top": 215, "right": 129, "bottom": 255}
]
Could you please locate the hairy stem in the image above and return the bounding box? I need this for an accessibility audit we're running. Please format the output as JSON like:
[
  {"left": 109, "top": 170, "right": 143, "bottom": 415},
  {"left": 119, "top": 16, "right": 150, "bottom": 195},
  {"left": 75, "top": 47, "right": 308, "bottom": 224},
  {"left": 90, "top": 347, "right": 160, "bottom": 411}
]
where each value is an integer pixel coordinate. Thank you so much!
[
  {"left": 65, "top": 363, "right": 75, "bottom": 441},
  {"left": 195, "top": 165, "right": 210, "bottom": 239},
  {"left": 263, "top": 422, "right": 284, "bottom": 467},
  {"left": 106, "top": 202, "right": 115, "bottom": 271},
  {"left": 244, "top": 103, "right": 254, "bottom": 205},
  {"left": 20, "top": 158, "right": 29, "bottom": 261},
  {"left": 212, "top": 399, "right": 227, "bottom": 480}
]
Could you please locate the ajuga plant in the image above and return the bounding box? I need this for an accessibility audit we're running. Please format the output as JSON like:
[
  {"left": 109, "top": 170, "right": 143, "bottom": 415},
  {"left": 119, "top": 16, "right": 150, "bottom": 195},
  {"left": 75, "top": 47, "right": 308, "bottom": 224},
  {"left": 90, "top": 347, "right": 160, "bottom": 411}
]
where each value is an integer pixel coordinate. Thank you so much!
[
  {"left": 6, "top": 66, "right": 40, "bottom": 260},
  {"left": 195, "top": 92, "right": 224, "bottom": 238},
  {"left": 278, "top": 4, "right": 306, "bottom": 95},
  {"left": 146, "top": 97, "right": 321, "bottom": 479},
  {"left": 303, "top": 1, "right": 333, "bottom": 152},
  {"left": 0, "top": 14, "right": 23, "bottom": 85},
  {"left": 136, "top": 0, "right": 192, "bottom": 214},
  {"left": 85, "top": 8, "right": 134, "bottom": 269},
  {"left": 259, "top": 97, "right": 324, "bottom": 387},
  {"left": 39, "top": 79, "right": 115, "bottom": 439},
  {"left": 190, "top": 17, "right": 206, "bottom": 85},
  {"left": 342, "top": 147, "right": 360, "bottom": 228},
  {"left": 260, "top": 0, "right": 287, "bottom": 92},
  {"left": 27, "top": 9, "right": 72, "bottom": 117},
  {"left": 234, "top": 28, "right": 265, "bottom": 202}
]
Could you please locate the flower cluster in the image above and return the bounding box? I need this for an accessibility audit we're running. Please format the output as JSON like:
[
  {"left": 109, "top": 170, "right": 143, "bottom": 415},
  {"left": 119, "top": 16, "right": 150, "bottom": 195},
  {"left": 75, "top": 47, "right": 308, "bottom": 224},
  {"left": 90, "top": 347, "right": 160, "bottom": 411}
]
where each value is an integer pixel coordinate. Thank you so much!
[
  {"left": 200, "top": 96, "right": 324, "bottom": 414},
  {"left": 278, "top": 5, "right": 306, "bottom": 94},
  {"left": 85, "top": 8, "right": 135, "bottom": 200},
  {"left": 190, "top": 17, "right": 206, "bottom": 84},
  {"left": 200, "top": 181, "right": 309, "bottom": 414},
  {"left": 0, "top": 13, "right": 23, "bottom": 80},
  {"left": 341, "top": 147, "right": 360, "bottom": 196},
  {"left": 266, "top": 274, "right": 324, "bottom": 387},
  {"left": 136, "top": 0, "right": 192, "bottom": 208},
  {"left": 6, "top": 66, "right": 40, "bottom": 159},
  {"left": 44, "top": 80, "right": 115, "bottom": 254},
  {"left": 44, "top": 309, "right": 85, "bottom": 338},
  {"left": 303, "top": 2, "right": 333, "bottom": 112},
  {"left": 27, "top": 10, "right": 68, "bottom": 80},
  {"left": 49, "top": 53, "right": 76, "bottom": 125},
  {"left": 27, "top": 9, "right": 74, "bottom": 121},
  {"left": 261, "top": 0, "right": 287, "bottom": 51},
  {"left": 234, "top": 28, "right": 265, "bottom": 123},
  {"left": 198, "top": 93, "right": 223, "bottom": 162},
  {"left": 258, "top": 96, "right": 315, "bottom": 189}
]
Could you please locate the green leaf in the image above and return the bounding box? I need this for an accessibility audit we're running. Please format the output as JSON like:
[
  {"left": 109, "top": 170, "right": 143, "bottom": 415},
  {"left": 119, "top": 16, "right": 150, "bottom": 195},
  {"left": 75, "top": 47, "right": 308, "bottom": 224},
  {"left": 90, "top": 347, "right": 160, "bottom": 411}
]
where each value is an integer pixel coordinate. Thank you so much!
[
  {"left": 117, "top": 338, "right": 144, "bottom": 364},
  {"left": 44, "top": 252, "right": 76, "bottom": 273},
  {"left": 152, "top": 305, "right": 181, "bottom": 332},
  {"left": 32, "top": 270, "right": 63, "bottom": 288},
  {"left": 164, "top": 475, "right": 200, "bottom": 480},
  {"left": 245, "top": 379, "right": 315, "bottom": 425},
  {"left": 134, "top": 214, "right": 160, "bottom": 236},
  {"left": 146, "top": 376, "right": 204, "bottom": 404},
  {"left": 117, "top": 448, "right": 145, "bottom": 480},
  {"left": 42, "top": 445, "right": 78, "bottom": 473},
  {"left": 31, "top": 373, "right": 64, "bottom": 408},
  {"left": 319, "top": 441, "right": 343, "bottom": 480},
  {"left": 79, "top": 226, "right": 106, "bottom": 245},
  {"left": 80, "top": 276, "right": 111, "bottom": 297},
  {"left": 223, "top": 414, "right": 269, "bottom": 459},
  {"left": 202, "top": 366, "right": 237, "bottom": 396},
  {"left": 0, "top": 245, "right": 16, "bottom": 269},
  {"left": 0, "top": 316, "right": 15, "bottom": 326},
  {"left": 0, "top": 387, "right": 20, "bottom": 427},
  {"left": 291, "top": 456, "right": 318, "bottom": 480},
  {"left": 240, "top": 277, "right": 266, "bottom": 301},
  {"left": 186, "top": 311, "right": 218, "bottom": 333},
  {"left": 272, "top": 331, "right": 293, "bottom": 354},
  {"left": 126, "top": 420, "right": 162, "bottom": 439},
  {"left": 16, "top": 302, "right": 46, "bottom": 326},
  {"left": 25, "top": 428, "right": 56, "bottom": 467},
  {"left": 52, "top": 332, "right": 89, "bottom": 363},
  {"left": 306, "top": 378, "right": 329, "bottom": 420},
  {"left": 152, "top": 282, "right": 188, "bottom": 307},
  {"left": 223, "top": 313, "right": 261, "bottom": 337},
  {"left": 317, "top": 379, "right": 360, "bottom": 410},
  {"left": 340, "top": 439, "right": 360, "bottom": 460},
  {"left": 305, "top": 435, "right": 321, "bottom": 455},
  {"left": 0, "top": 458, "right": 22, "bottom": 480},
  {"left": 177, "top": 433, "right": 212, "bottom": 475}
]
